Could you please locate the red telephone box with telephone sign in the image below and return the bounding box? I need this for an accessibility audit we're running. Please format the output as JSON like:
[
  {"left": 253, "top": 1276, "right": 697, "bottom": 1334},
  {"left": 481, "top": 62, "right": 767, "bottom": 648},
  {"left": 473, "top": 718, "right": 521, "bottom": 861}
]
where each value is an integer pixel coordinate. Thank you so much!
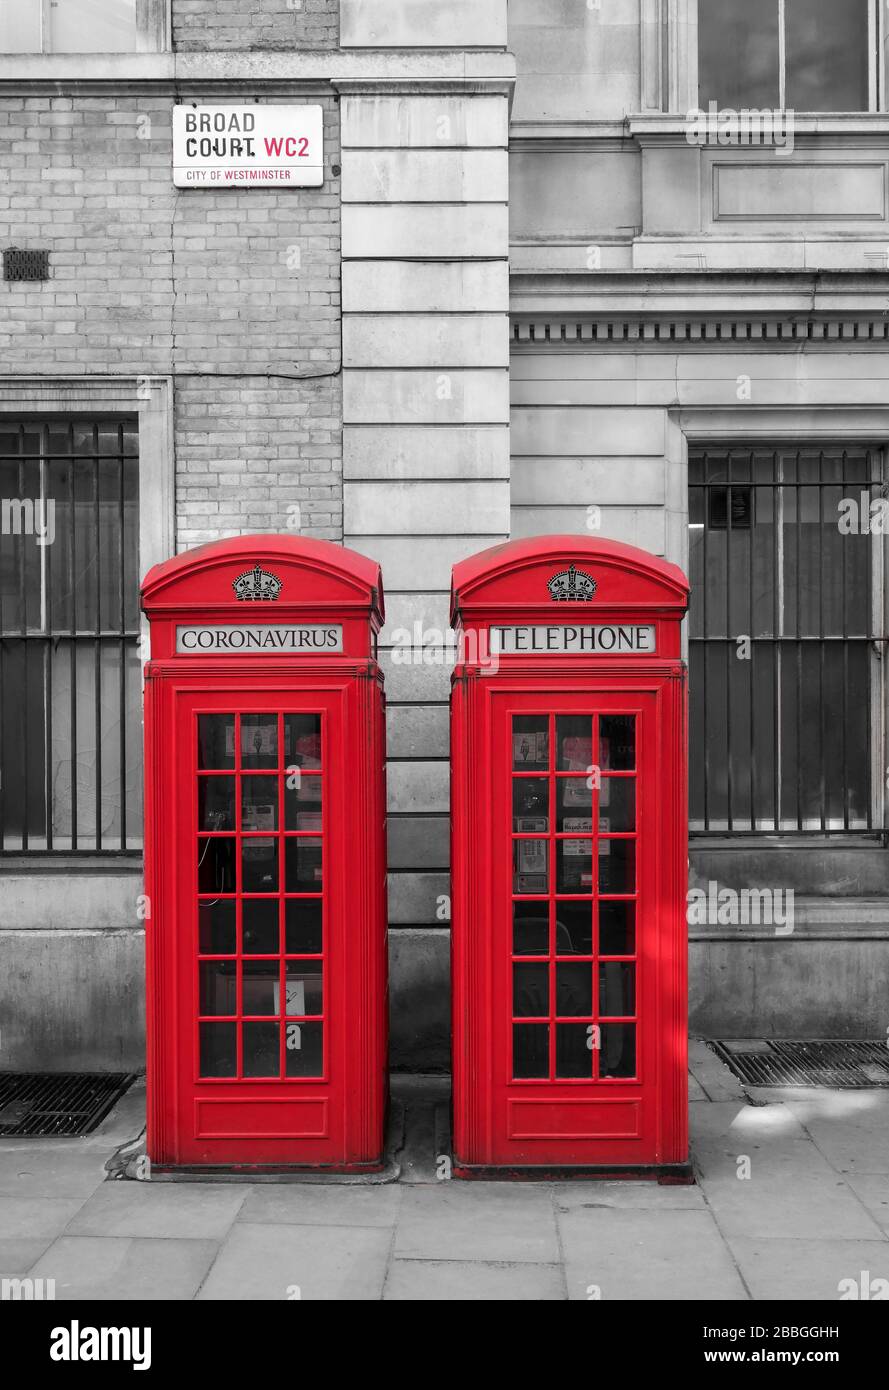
[
  {"left": 141, "top": 535, "right": 387, "bottom": 1172},
  {"left": 450, "top": 536, "right": 690, "bottom": 1179}
]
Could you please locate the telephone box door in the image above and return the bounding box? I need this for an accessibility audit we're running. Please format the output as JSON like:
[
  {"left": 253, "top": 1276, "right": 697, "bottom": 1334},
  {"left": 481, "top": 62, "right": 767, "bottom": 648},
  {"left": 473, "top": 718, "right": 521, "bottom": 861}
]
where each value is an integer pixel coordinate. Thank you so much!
[{"left": 494, "top": 688, "right": 662, "bottom": 1167}]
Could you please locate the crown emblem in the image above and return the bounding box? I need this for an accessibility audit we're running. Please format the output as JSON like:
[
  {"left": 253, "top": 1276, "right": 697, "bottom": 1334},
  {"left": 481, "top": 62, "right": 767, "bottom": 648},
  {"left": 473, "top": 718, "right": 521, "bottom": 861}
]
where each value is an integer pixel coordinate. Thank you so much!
[
  {"left": 232, "top": 565, "right": 283, "bottom": 602},
  {"left": 547, "top": 564, "right": 596, "bottom": 602}
]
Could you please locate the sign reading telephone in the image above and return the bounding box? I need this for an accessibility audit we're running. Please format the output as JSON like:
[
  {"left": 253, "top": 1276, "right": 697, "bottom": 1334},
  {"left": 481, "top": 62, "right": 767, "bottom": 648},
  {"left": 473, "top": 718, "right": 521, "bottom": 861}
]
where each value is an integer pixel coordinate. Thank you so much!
[{"left": 172, "top": 104, "right": 324, "bottom": 187}]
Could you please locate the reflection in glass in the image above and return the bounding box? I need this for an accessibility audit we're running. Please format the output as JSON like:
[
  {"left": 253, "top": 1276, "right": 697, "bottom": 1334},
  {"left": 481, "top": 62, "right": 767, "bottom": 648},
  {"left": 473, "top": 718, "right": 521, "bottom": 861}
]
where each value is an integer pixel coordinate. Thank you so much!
[
  {"left": 285, "top": 898, "right": 323, "bottom": 955},
  {"left": 556, "top": 1023, "right": 593, "bottom": 1079},
  {"left": 512, "top": 901, "right": 549, "bottom": 956},
  {"left": 241, "top": 715, "right": 278, "bottom": 769},
  {"left": 557, "top": 776, "right": 592, "bottom": 827},
  {"left": 199, "top": 961, "right": 236, "bottom": 1016},
  {"left": 199, "top": 1021, "right": 236, "bottom": 1077},
  {"left": 198, "top": 776, "right": 235, "bottom": 831},
  {"left": 199, "top": 899, "right": 236, "bottom": 954},
  {"left": 513, "top": 838, "right": 548, "bottom": 895},
  {"left": 599, "top": 900, "right": 636, "bottom": 956},
  {"left": 285, "top": 837, "right": 323, "bottom": 891},
  {"left": 557, "top": 838, "right": 593, "bottom": 894},
  {"left": 600, "top": 777, "right": 635, "bottom": 832},
  {"left": 241, "top": 775, "right": 278, "bottom": 831},
  {"left": 556, "top": 715, "right": 592, "bottom": 771},
  {"left": 285, "top": 1020, "right": 323, "bottom": 1077},
  {"left": 512, "top": 777, "right": 549, "bottom": 832},
  {"left": 242, "top": 961, "right": 279, "bottom": 1016},
  {"left": 197, "top": 714, "right": 234, "bottom": 770},
  {"left": 785, "top": 0, "right": 868, "bottom": 113},
  {"left": 243, "top": 1020, "right": 280, "bottom": 1076},
  {"left": 598, "top": 838, "right": 635, "bottom": 894},
  {"left": 600, "top": 1022, "right": 636, "bottom": 1078},
  {"left": 512, "top": 716, "right": 549, "bottom": 770},
  {"left": 600, "top": 716, "right": 635, "bottom": 770},
  {"left": 284, "top": 714, "right": 322, "bottom": 769},
  {"left": 284, "top": 773, "right": 322, "bottom": 831},
  {"left": 198, "top": 837, "right": 236, "bottom": 894},
  {"left": 285, "top": 967, "right": 323, "bottom": 1017},
  {"left": 599, "top": 962, "right": 636, "bottom": 1018},
  {"left": 241, "top": 838, "right": 278, "bottom": 893},
  {"left": 698, "top": 0, "right": 779, "bottom": 108},
  {"left": 242, "top": 898, "right": 279, "bottom": 954},
  {"left": 513, "top": 962, "right": 549, "bottom": 1018},
  {"left": 554, "top": 902, "right": 593, "bottom": 956},
  {"left": 556, "top": 962, "right": 592, "bottom": 1018},
  {"left": 513, "top": 1023, "right": 549, "bottom": 1079}
]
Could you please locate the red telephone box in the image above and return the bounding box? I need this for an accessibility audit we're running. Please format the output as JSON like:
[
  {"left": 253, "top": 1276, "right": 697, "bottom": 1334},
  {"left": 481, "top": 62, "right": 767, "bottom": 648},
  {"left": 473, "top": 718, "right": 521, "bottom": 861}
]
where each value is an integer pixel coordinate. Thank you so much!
[
  {"left": 450, "top": 536, "right": 690, "bottom": 1179},
  {"left": 141, "top": 535, "right": 388, "bottom": 1172}
]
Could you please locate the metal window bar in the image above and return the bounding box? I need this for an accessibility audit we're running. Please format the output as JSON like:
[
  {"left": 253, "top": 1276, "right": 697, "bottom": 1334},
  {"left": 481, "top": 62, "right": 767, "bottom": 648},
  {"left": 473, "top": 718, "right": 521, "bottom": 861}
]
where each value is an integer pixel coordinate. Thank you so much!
[
  {"left": 689, "top": 446, "right": 885, "bottom": 835},
  {"left": 0, "top": 418, "right": 141, "bottom": 854}
]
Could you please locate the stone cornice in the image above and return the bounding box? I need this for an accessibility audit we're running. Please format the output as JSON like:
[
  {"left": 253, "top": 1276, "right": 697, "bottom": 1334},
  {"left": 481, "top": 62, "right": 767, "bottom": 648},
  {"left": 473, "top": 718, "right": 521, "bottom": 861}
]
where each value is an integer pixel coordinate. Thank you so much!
[{"left": 512, "top": 316, "right": 889, "bottom": 346}]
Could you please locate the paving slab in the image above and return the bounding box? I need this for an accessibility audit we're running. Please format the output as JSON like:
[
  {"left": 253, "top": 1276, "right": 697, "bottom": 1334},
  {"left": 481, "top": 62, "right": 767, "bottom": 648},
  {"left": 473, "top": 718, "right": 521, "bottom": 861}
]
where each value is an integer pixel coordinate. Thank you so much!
[
  {"left": 697, "top": 1167, "right": 882, "bottom": 1241},
  {"left": 781, "top": 1093, "right": 889, "bottom": 1175},
  {"left": 28, "top": 1235, "right": 218, "bottom": 1301},
  {"left": 239, "top": 1182, "right": 402, "bottom": 1228},
  {"left": 0, "top": 1194, "right": 93, "bottom": 1240},
  {"left": 844, "top": 1175, "right": 889, "bottom": 1234},
  {"left": 384, "top": 1258, "right": 564, "bottom": 1300},
  {"left": 65, "top": 1181, "right": 248, "bottom": 1240},
  {"left": 395, "top": 1181, "right": 560, "bottom": 1264},
  {"left": 690, "top": 1099, "right": 807, "bottom": 1145},
  {"left": 0, "top": 1143, "right": 109, "bottom": 1198},
  {"left": 688, "top": 1040, "right": 748, "bottom": 1102},
  {"left": 0, "top": 1237, "right": 54, "bottom": 1277},
  {"left": 559, "top": 1207, "right": 749, "bottom": 1301},
  {"left": 553, "top": 1179, "right": 706, "bottom": 1211},
  {"left": 727, "top": 1236, "right": 889, "bottom": 1301},
  {"left": 196, "top": 1221, "right": 391, "bottom": 1300}
]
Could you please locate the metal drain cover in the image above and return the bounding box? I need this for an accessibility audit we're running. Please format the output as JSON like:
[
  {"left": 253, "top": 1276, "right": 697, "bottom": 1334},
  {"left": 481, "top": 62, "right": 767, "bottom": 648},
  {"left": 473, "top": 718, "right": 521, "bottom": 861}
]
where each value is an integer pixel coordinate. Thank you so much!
[
  {"left": 710, "top": 1040, "right": 889, "bottom": 1088},
  {"left": 0, "top": 1073, "right": 137, "bottom": 1136}
]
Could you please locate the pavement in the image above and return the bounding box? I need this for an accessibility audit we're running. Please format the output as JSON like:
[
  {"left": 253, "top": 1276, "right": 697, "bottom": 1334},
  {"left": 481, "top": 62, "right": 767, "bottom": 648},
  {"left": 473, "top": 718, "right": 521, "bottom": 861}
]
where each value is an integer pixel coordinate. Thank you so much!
[{"left": 1, "top": 1042, "right": 888, "bottom": 1301}]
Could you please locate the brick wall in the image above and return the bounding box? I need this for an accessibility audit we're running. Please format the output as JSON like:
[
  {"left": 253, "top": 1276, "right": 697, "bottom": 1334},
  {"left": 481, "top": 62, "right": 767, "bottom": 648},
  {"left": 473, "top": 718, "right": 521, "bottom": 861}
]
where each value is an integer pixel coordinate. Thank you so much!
[
  {"left": 173, "top": 0, "right": 339, "bottom": 51},
  {"left": 0, "top": 94, "right": 343, "bottom": 547}
]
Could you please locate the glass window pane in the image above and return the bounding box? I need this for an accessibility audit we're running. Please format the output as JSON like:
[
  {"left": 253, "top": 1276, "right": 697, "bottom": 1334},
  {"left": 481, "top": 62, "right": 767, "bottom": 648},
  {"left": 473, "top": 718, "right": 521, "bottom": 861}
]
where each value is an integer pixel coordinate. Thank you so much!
[
  {"left": 513, "top": 776, "right": 549, "bottom": 832},
  {"left": 198, "top": 715, "right": 234, "bottom": 770},
  {"left": 242, "top": 899, "right": 279, "bottom": 955},
  {"left": 50, "top": 0, "right": 138, "bottom": 54},
  {"left": 599, "top": 901, "right": 636, "bottom": 956},
  {"left": 285, "top": 967, "right": 323, "bottom": 1017},
  {"left": 241, "top": 838, "right": 278, "bottom": 894},
  {"left": 198, "top": 837, "right": 236, "bottom": 894},
  {"left": 513, "top": 838, "right": 548, "bottom": 894},
  {"left": 285, "top": 1021, "right": 323, "bottom": 1077},
  {"left": 513, "top": 1023, "right": 549, "bottom": 1079},
  {"left": 557, "top": 776, "right": 592, "bottom": 827},
  {"left": 241, "top": 715, "right": 278, "bottom": 769},
  {"left": 554, "top": 902, "right": 593, "bottom": 956},
  {"left": 243, "top": 1021, "right": 280, "bottom": 1077},
  {"left": 513, "top": 962, "right": 549, "bottom": 1018},
  {"left": 599, "top": 962, "right": 636, "bottom": 1018},
  {"left": 200, "top": 1022, "right": 236, "bottom": 1078},
  {"left": 598, "top": 839, "right": 635, "bottom": 895},
  {"left": 600, "top": 777, "right": 635, "bottom": 832},
  {"left": 556, "top": 963, "right": 593, "bottom": 1018},
  {"left": 698, "top": 0, "right": 780, "bottom": 108},
  {"left": 785, "top": 0, "right": 868, "bottom": 112},
  {"left": 556, "top": 715, "right": 592, "bottom": 771},
  {"left": 285, "top": 899, "right": 323, "bottom": 955},
  {"left": 284, "top": 714, "right": 322, "bottom": 769},
  {"left": 198, "top": 776, "right": 234, "bottom": 831},
  {"left": 557, "top": 838, "right": 593, "bottom": 894},
  {"left": 600, "top": 1023, "right": 636, "bottom": 1079},
  {"left": 556, "top": 1024, "right": 594, "bottom": 1079},
  {"left": 600, "top": 717, "right": 635, "bottom": 770},
  {"left": 284, "top": 773, "right": 322, "bottom": 831},
  {"left": 0, "top": 3, "right": 42, "bottom": 52},
  {"left": 513, "top": 716, "right": 549, "bottom": 770},
  {"left": 513, "top": 901, "right": 549, "bottom": 956},
  {"left": 241, "top": 775, "right": 278, "bottom": 831},
  {"left": 199, "top": 962, "right": 237, "bottom": 1016},
  {"left": 285, "top": 837, "right": 323, "bottom": 891},
  {"left": 242, "top": 961, "right": 279, "bottom": 1016},
  {"left": 199, "top": 900, "right": 236, "bottom": 955}
]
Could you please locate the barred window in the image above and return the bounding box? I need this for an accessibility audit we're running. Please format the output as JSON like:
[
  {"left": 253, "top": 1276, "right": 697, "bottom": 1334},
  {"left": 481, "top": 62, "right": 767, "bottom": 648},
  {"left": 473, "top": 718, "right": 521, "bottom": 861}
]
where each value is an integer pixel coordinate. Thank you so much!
[{"left": 0, "top": 420, "right": 141, "bottom": 853}]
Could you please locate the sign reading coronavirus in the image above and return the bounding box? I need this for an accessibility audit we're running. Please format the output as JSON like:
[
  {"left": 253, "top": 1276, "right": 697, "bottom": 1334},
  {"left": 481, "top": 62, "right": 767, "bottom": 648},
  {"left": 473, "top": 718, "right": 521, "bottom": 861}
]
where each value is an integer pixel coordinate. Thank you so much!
[{"left": 172, "top": 104, "right": 324, "bottom": 187}]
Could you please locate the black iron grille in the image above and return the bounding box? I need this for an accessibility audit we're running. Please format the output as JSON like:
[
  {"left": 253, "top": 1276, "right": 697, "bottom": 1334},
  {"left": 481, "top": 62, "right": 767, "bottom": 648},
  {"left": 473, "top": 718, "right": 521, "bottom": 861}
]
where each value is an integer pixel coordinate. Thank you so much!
[
  {"left": 0, "top": 1072, "right": 137, "bottom": 1136},
  {"left": 3, "top": 248, "right": 50, "bottom": 282},
  {"left": 710, "top": 1040, "right": 889, "bottom": 1088}
]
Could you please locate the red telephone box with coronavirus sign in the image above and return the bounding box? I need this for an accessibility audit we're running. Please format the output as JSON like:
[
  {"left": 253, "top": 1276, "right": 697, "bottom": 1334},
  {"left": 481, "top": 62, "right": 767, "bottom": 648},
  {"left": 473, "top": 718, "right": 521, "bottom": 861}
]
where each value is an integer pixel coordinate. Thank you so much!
[
  {"left": 141, "top": 535, "right": 388, "bottom": 1173},
  {"left": 450, "top": 536, "right": 690, "bottom": 1179}
]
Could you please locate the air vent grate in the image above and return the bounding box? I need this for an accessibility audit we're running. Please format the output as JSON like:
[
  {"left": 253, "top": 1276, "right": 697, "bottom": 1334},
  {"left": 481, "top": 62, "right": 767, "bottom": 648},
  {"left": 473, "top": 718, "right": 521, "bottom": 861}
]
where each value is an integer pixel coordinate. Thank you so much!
[
  {"left": 0, "top": 1073, "right": 137, "bottom": 1136},
  {"left": 3, "top": 248, "right": 51, "bottom": 282},
  {"left": 710, "top": 1039, "right": 889, "bottom": 1089}
]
